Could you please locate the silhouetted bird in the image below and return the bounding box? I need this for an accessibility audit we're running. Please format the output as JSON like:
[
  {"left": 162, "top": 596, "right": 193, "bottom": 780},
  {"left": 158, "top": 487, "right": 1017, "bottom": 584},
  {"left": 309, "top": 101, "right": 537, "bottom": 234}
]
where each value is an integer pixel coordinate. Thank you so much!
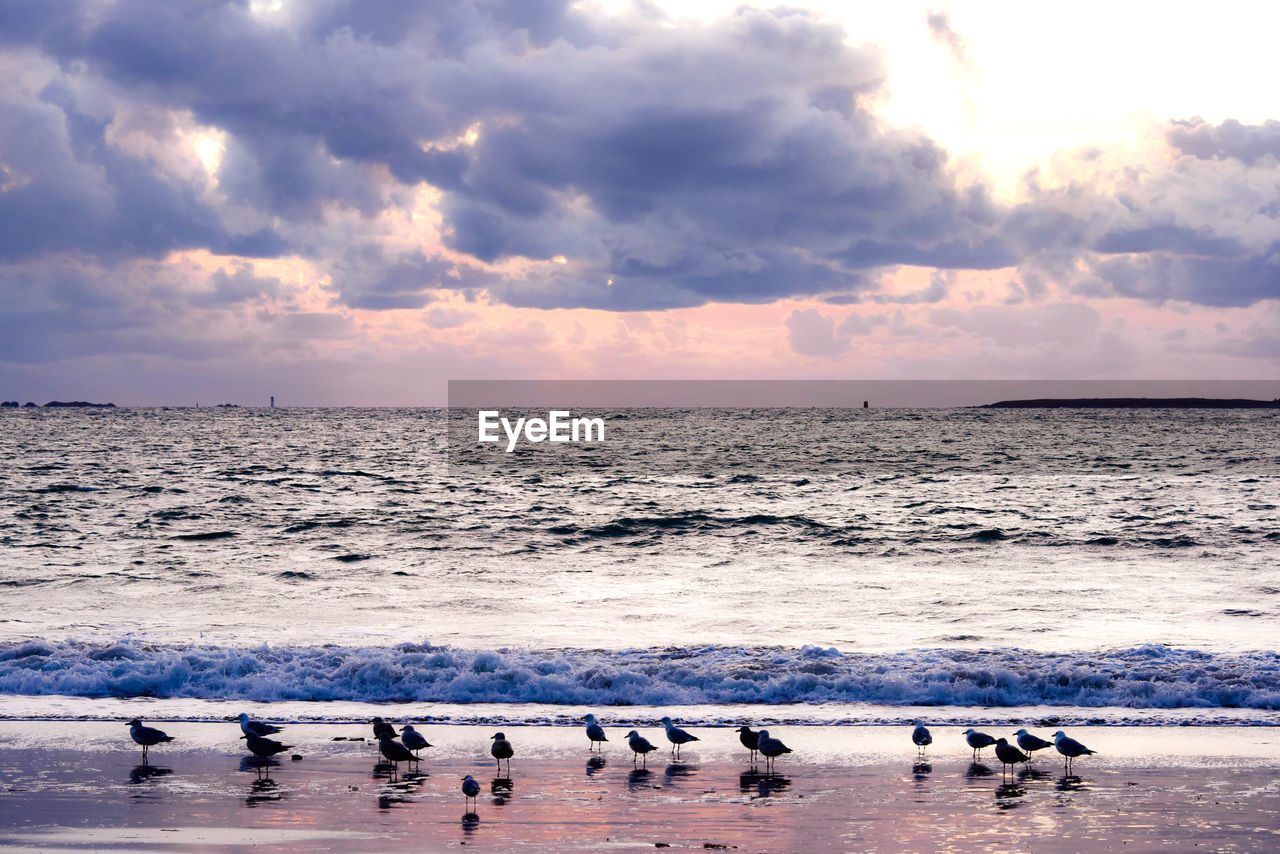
[
  {"left": 127, "top": 719, "right": 174, "bottom": 762},
  {"left": 1014, "top": 728, "right": 1053, "bottom": 757},
  {"left": 756, "top": 729, "right": 792, "bottom": 773},
  {"left": 378, "top": 732, "right": 417, "bottom": 772},
  {"left": 660, "top": 716, "right": 699, "bottom": 758},
  {"left": 736, "top": 725, "right": 760, "bottom": 762},
  {"left": 371, "top": 717, "right": 397, "bottom": 740},
  {"left": 244, "top": 732, "right": 293, "bottom": 761},
  {"left": 625, "top": 730, "right": 658, "bottom": 766},
  {"left": 911, "top": 720, "right": 932, "bottom": 755},
  {"left": 490, "top": 732, "right": 513, "bottom": 774},
  {"left": 462, "top": 774, "right": 481, "bottom": 810},
  {"left": 994, "top": 738, "right": 1030, "bottom": 774},
  {"left": 584, "top": 714, "right": 608, "bottom": 751},
  {"left": 238, "top": 712, "right": 283, "bottom": 738},
  {"left": 963, "top": 728, "right": 997, "bottom": 760},
  {"left": 1051, "top": 730, "right": 1097, "bottom": 772},
  {"left": 402, "top": 725, "right": 432, "bottom": 758}
]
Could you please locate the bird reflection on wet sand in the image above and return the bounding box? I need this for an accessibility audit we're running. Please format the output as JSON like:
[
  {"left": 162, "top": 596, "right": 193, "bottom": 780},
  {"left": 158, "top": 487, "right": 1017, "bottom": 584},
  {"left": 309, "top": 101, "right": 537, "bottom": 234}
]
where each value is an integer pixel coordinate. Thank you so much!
[
  {"left": 586, "top": 756, "right": 606, "bottom": 776},
  {"left": 490, "top": 776, "right": 513, "bottom": 805},
  {"left": 627, "top": 767, "right": 653, "bottom": 791},
  {"left": 376, "top": 771, "right": 427, "bottom": 810},
  {"left": 994, "top": 782, "right": 1026, "bottom": 808},
  {"left": 739, "top": 770, "right": 791, "bottom": 797},
  {"left": 128, "top": 764, "right": 172, "bottom": 785},
  {"left": 912, "top": 761, "right": 932, "bottom": 780},
  {"left": 965, "top": 762, "right": 995, "bottom": 778},
  {"left": 245, "top": 776, "right": 284, "bottom": 807},
  {"left": 1056, "top": 774, "right": 1087, "bottom": 792}
]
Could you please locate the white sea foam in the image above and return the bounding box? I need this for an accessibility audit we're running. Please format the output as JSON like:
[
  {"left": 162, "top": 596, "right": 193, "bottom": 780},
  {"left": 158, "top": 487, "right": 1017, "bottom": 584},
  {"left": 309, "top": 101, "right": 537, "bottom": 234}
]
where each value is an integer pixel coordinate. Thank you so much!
[{"left": 0, "top": 640, "right": 1276, "bottom": 712}]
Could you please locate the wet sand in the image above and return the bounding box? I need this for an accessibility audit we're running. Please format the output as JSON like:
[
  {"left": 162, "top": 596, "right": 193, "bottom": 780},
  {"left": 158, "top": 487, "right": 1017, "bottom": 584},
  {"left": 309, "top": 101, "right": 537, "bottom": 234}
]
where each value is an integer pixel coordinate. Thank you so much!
[{"left": 2, "top": 721, "right": 1279, "bottom": 852}]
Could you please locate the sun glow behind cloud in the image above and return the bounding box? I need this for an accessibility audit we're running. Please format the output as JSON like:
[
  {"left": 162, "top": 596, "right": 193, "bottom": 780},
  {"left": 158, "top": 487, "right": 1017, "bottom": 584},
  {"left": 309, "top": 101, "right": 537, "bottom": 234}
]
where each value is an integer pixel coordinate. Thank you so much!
[{"left": 1, "top": 0, "right": 1279, "bottom": 403}]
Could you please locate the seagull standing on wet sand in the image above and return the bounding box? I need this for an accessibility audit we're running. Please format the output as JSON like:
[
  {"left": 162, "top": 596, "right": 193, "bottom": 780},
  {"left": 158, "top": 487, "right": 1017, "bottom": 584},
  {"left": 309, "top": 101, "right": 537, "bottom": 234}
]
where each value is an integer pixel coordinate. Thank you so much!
[
  {"left": 625, "top": 730, "right": 658, "bottom": 766},
  {"left": 378, "top": 732, "right": 418, "bottom": 773},
  {"left": 127, "top": 719, "right": 174, "bottom": 763},
  {"left": 1051, "top": 730, "right": 1097, "bottom": 772},
  {"left": 756, "top": 729, "right": 792, "bottom": 773},
  {"left": 244, "top": 732, "right": 293, "bottom": 761},
  {"left": 371, "top": 717, "right": 397, "bottom": 740},
  {"left": 401, "top": 725, "right": 432, "bottom": 758},
  {"left": 660, "top": 716, "right": 699, "bottom": 758},
  {"left": 584, "top": 714, "right": 608, "bottom": 751},
  {"left": 911, "top": 720, "right": 932, "bottom": 756},
  {"left": 736, "top": 726, "right": 760, "bottom": 762},
  {"left": 490, "top": 732, "right": 514, "bottom": 774},
  {"left": 1014, "top": 728, "right": 1054, "bottom": 758},
  {"left": 963, "top": 728, "right": 997, "bottom": 760},
  {"left": 993, "top": 738, "right": 1030, "bottom": 775},
  {"left": 462, "top": 775, "right": 481, "bottom": 810},
  {"left": 238, "top": 713, "right": 283, "bottom": 738}
]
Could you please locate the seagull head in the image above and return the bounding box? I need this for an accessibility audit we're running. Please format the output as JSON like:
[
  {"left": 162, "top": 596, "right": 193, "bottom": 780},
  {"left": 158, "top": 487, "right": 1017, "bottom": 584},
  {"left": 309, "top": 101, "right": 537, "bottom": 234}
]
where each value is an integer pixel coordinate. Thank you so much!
[
  {"left": 491, "top": 732, "right": 505, "bottom": 740},
  {"left": 625, "top": 730, "right": 639, "bottom": 738},
  {"left": 126, "top": 719, "right": 141, "bottom": 727},
  {"left": 996, "top": 738, "right": 1009, "bottom": 745},
  {"left": 963, "top": 728, "right": 976, "bottom": 735},
  {"left": 584, "top": 714, "right": 597, "bottom": 724},
  {"left": 660, "top": 716, "right": 673, "bottom": 726},
  {"left": 735, "top": 726, "right": 753, "bottom": 733},
  {"left": 1014, "top": 728, "right": 1029, "bottom": 736},
  {"left": 1051, "top": 730, "right": 1067, "bottom": 740},
  {"left": 237, "top": 713, "right": 250, "bottom": 723},
  {"left": 912, "top": 720, "right": 924, "bottom": 727},
  {"left": 757, "top": 729, "right": 770, "bottom": 739}
]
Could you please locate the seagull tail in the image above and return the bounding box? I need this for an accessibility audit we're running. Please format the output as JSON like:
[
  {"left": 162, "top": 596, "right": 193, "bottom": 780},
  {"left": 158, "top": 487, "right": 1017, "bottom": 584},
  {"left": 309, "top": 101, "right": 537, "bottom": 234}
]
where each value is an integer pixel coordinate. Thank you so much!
[{"left": 161, "top": 736, "right": 175, "bottom": 743}]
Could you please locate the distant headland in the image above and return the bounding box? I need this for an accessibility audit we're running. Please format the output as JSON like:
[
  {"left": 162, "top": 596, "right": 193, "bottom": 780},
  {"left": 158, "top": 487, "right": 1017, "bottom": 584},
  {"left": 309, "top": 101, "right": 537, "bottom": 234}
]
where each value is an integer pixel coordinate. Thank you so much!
[
  {"left": 982, "top": 397, "right": 1280, "bottom": 409},
  {"left": 1, "top": 401, "right": 116, "bottom": 408}
]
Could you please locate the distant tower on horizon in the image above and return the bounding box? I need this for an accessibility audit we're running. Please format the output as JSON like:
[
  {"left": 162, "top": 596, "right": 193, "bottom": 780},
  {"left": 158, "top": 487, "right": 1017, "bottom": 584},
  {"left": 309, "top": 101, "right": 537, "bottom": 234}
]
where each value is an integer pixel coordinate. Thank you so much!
[
  {"left": 270, "top": 395, "right": 275, "bottom": 408},
  {"left": 863, "top": 400, "right": 869, "bottom": 408}
]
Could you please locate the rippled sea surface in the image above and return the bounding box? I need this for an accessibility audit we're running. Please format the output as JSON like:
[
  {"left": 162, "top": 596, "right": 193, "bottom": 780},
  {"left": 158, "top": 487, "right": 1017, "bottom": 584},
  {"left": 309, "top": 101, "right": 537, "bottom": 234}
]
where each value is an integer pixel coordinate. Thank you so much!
[{"left": 1, "top": 407, "right": 1277, "bottom": 719}]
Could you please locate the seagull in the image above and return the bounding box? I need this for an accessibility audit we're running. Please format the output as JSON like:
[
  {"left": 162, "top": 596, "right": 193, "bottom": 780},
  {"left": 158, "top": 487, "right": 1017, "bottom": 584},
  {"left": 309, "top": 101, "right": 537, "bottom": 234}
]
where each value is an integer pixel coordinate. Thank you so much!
[
  {"left": 1051, "top": 730, "right": 1097, "bottom": 772},
  {"left": 237, "top": 712, "right": 283, "bottom": 738},
  {"left": 994, "top": 738, "right": 1030, "bottom": 775},
  {"left": 584, "top": 714, "right": 608, "bottom": 751},
  {"left": 625, "top": 730, "right": 658, "bottom": 766},
  {"left": 127, "top": 719, "right": 174, "bottom": 763},
  {"left": 490, "top": 732, "right": 513, "bottom": 774},
  {"left": 377, "top": 732, "right": 418, "bottom": 773},
  {"left": 756, "top": 729, "right": 792, "bottom": 773},
  {"left": 401, "top": 725, "right": 432, "bottom": 759},
  {"left": 371, "top": 717, "right": 398, "bottom": 740},
  {"left": 244, "top": 732, "right": 293, "bottom": 761},
  {"left": 911, "top": 720, "right": 933, "bottom": 755},
  {"left": 462, "top": 774, "right": 481, "bottom": 810},
  {"left": 660, "top": 716, "right": 699, "bottom": 758},
  {"left": 1014, "top": 728, "right": 1054, "bottom": 758},
  {"left": 736, "top": 726, "right": 760, "bottom": 762},
  {"left": 963, "top": 728, "right": 997, "bottom": 760}
]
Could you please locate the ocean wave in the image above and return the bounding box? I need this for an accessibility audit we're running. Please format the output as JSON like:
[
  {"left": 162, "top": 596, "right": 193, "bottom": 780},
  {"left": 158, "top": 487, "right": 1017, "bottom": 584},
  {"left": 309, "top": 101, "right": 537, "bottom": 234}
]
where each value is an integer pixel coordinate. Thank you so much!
[{"left": 0, "top": 641, "right": 1276, "bottom": 711}]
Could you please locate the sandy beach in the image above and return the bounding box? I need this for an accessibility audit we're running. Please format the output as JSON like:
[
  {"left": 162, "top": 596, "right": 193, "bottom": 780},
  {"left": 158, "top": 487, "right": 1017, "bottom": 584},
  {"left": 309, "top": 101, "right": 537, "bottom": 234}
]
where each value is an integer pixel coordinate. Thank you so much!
[{"left": 2, "top": 720, "right": 1278, "bottom": 852}]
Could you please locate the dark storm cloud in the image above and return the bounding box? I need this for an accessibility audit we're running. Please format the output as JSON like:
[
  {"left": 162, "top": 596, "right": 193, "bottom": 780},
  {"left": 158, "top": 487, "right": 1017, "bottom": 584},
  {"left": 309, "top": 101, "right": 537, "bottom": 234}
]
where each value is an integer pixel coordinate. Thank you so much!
[{"left": 2, "top": 0, "right": 1279, "bottom": 325}]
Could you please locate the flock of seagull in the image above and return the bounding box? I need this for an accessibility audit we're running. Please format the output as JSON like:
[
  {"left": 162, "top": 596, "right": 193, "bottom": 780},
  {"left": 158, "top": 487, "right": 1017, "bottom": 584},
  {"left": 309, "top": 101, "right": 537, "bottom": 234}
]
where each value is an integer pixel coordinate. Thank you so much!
[
  {"left": 912, "top": 720, "right": 1098, "bottom": 773},
  {"left": 126, "top": 713, "right": 1096, "bottom": 805}
]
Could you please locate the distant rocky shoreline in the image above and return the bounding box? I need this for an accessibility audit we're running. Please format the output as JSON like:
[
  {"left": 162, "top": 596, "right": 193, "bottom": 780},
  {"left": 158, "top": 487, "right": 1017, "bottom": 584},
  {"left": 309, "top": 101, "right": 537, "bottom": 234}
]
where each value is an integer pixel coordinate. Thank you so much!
[{"left": 1, "top": 401, "right": 116, "bottom": 408}]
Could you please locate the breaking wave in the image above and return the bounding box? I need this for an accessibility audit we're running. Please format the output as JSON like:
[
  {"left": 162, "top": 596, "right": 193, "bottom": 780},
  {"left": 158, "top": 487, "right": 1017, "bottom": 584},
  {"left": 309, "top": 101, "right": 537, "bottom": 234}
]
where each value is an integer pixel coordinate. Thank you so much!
[{"left": 0, "top": 640, "right": 1276, "bottom": 711}]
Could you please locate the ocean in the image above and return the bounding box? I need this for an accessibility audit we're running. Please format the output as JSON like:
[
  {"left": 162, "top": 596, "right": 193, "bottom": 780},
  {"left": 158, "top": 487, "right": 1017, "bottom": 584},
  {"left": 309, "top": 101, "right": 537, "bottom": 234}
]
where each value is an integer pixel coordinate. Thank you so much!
[{"left": 1, "top": 406, "right": 1277, "bottom": 725}]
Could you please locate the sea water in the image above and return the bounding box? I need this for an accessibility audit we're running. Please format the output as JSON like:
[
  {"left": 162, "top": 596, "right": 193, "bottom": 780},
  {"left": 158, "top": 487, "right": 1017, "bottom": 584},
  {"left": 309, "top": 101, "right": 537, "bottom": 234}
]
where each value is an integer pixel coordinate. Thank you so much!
[{"left": 1, "top": 407, "right": 1276, "bottom": 723}]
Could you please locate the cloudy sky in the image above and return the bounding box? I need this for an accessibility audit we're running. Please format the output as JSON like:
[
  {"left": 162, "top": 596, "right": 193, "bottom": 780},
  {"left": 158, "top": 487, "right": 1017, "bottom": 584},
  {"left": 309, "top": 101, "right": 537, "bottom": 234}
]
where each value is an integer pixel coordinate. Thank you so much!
[{"left": 2, "top": 0, "right": 1279, "bottom": 404}]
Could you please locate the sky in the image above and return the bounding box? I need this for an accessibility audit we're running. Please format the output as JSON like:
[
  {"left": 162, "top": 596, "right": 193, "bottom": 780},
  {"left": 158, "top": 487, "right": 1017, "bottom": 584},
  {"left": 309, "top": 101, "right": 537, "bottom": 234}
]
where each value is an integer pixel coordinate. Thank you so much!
[{"left": 1, "top": 0, "right": 1279, "bottom": 405}]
